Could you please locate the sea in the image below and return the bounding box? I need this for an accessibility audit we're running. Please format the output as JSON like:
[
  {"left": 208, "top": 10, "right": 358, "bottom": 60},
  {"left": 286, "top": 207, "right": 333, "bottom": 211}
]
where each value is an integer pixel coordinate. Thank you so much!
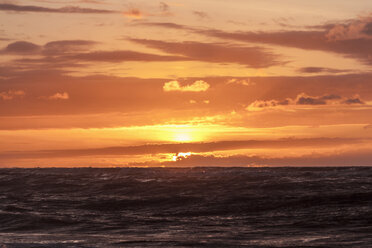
[{"left": 0, "top": 167, "right": 371, "bottom": 247}]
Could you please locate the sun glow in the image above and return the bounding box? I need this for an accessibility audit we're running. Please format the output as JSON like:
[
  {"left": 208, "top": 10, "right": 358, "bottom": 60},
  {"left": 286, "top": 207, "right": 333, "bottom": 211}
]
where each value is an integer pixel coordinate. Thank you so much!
[
  {"left": 172, "top": 152, "right": 192, "bottom": 161},
  {"left": 174, "top": 132, "right": 192, "bottom": 142}
]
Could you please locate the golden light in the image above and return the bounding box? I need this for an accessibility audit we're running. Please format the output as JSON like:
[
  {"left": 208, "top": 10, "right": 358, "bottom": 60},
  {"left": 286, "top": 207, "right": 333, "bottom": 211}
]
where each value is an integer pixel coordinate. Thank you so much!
[
  {"left": 174, "top": 132, "right": 192, "bottom": 142},
  {"left": 172, "top": 152, "right": 192, "bottom": 161}
]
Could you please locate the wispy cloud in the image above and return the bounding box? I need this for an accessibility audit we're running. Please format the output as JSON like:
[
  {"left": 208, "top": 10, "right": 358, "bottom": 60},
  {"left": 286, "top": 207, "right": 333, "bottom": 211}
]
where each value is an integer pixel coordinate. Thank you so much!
[
  {"left": 159, "top": 2, "right": 169, "bottom": 12},
  {"left": 0, "top": 40, "right": 188, "bottom": 70},
  {"left": 193, "top": 11, "right": 209, "bottom": 19},
  {"left": 0, "top": 3, "right": 117, "bottom": 14},
  {"left": 1, "top": 41, "right": 41, "bottom": 54},
  {"left": 47, "top": 92, "right": 69, "bottom": 100},
  {"left": 130, "top": 38, "right": 282, "bottom": 68},
  {"left": 298, "top": 67, "right": 351, "bottom": 74},
  {"left": 1, "top": 40, "right": 98, "bottom": 56},
  {"left": 123, "top": 8, "right": 144, "bottom": 19},
  {"left": 247, "top": 93, "right": 365, "bottom": 111},
  {"left": 326, "top": 14, "right": 372, "bottom": 40},
  {"left": 0, "top": 90, "right": 25, "bottom": 100},
  {"left": 163, "top": 80, "right": 210, "bottom": 92},
  {"left": 0, "top": 138, "right": 364, "bottom": 159},
  {"left": 136, "top": 15, "right": 372, "bottom": 65},
  {"left": 201, "top": 19, "right": 372, "bottom": 65}
]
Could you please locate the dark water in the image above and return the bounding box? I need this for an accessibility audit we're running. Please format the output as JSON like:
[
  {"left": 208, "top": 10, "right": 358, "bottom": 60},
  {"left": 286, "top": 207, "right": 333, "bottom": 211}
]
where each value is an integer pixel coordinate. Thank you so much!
[{"left": 0, "top": 167, "right": 372, "bottom": 247}]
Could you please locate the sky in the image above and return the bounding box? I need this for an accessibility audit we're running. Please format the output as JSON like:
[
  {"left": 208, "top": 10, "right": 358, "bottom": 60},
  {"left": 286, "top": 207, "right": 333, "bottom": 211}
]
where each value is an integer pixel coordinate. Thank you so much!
[{"left": 1, "top": 0, "right": 372, "bottom": 167}]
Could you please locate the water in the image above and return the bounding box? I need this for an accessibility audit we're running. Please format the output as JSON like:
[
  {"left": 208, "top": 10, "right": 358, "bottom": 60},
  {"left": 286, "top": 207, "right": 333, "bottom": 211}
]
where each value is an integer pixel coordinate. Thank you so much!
[{"left": 0, "top": 167, "right": 371, "bottom": 247}]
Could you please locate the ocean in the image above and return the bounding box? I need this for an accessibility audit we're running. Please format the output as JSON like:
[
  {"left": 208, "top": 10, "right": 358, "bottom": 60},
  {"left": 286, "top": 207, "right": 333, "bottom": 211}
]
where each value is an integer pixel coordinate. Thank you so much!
[{"left": 0, "top": 167, "right": 371, "bottom": 247}]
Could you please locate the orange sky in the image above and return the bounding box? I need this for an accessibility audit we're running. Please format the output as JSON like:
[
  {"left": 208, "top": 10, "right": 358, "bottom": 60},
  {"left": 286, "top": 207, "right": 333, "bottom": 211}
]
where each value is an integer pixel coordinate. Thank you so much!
[{"left": 1, "top": 0, "right": 372, "bottom": 167}]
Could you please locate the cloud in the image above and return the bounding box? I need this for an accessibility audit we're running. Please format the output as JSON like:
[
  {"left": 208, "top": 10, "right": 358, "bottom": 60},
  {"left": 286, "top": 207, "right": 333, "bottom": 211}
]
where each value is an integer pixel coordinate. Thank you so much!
[
  {"left": 71, "top": 50, "right": 187, "bottom": 62},
  {"left": 1, "top": 40, "right": 188, "bottom": 67},
  {"left": 43, "top": 40, "right": 97, "bottom": 54},
  {"left": 299, "top": 67, "right": 350, "bottom": 74},
  {"left": 130, "top": 38, "right": 281, "bottom": 68},
  {"left": 1, "top": 40, "right": 96, "bottom": 55},
  {"left": 364, "top": 21, "right": 372, "bottom": 35},
  {"left": 226, "top": 78, "right": 255, "bottom": 86},
  {"left": 0, "top": 137, "right": 364, "bottom": 159},
  {"left": 163, "top": 80, "right": 210, "bottom": 92},
  {"left": 1, "top": 72, "right": 371, "bottom": 126},
  {"left": 326, "top": 15, "right": 372, "bottom": 41},
  {"left": 158, "top": 149, "right": 372, "bottom": 167},
  {"left": 193, "top": 11, "right": 209, "bottom": 19},
  {"left": 1, "top": 41, "right": 41, "bottom": 54},
  {"left": 133, "top": 22, "right": 194, "bottom": 31},
  {"left": 247, "top": 93, "right": 365, "bottom": 110},
  {"left": 123, "top": 3, "right": 172, "bottom": 19},
  {"left": 47, "top": 92, "right": 69, "bottom": 100},
  {"left": 159, "top": 2, "right": 169, "bottom": 12},
  {"left": 130, "top": 16, "right": 372, "bottom": 66},
  {"left": 0, "top": 3, "right": 117, "bottom": 14},
  {"left": 0, "top": 90, "right": 25, "bottom": 100},
  {"left": 249, "top": 99, "right": 291, "bottom": 108},
  {"left": 123, "top": 8, "right": 144, "bottom": 19},
  {"left": 342, "top": 97, "right": 364, "bottom": 105},
  {"left": 201, "top": 23, "right": 372, "bottom": 65},
  {"left": 296, "top": 93, "right": 329, "bottom": 105}
]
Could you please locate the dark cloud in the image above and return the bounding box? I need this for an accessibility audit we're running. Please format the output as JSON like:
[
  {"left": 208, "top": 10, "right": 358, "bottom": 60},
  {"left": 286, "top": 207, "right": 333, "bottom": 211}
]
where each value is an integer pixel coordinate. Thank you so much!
[
  {"left": 1, "top": 40, "right": 186, "bottom": 67},
  {"left": 248, "top": 93, "right": 365, "bottom": 109},
  {"left": 296, "top": 94, "right": 327, "bottom": 105},
  {"left": 70, "top": 50, "right": 187, "bottom": 62},
  {"left": 299, "top": 67, "right": 350, "bottom": 74},
  {"left": 1, "top": 40, "right": 96, "bottom": 55},
  {"left": 0, "top": 3, "right": 116, "bottom": 14},
  {"left": 363, "top": 22, "right": 372, "bottom": 35},
  {"left": 158, "top": 150, "right": 372, "bottom": 167},
  {"left": 1, "top": 41, "right": 41, "bottom": 54},
  {"left": 320, "top": 94, "right": 342, "bottom": 100},
  {"left": 342, "top": 97, "right": 364, "bottom": 105},
  {"left": 3, "top": 38, "right": 282, "bottom": 69},
  {"left": 202, "top": 29, "right": 372, "bottom": 65},
  {"left": 130, "top": 38, "right": 282, "bottom": 68},
  {"left": 0, "top": 138, "right": 363, "bottom": 159},
  {"left": 142, "top": 16, "right": 372, "bottom": 65}
]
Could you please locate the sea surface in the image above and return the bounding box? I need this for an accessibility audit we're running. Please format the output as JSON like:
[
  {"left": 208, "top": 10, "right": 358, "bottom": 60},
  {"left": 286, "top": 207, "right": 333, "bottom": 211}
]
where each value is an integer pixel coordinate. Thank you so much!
[{"left": 0, "top": 167, "right": 371, "bottom": 247}]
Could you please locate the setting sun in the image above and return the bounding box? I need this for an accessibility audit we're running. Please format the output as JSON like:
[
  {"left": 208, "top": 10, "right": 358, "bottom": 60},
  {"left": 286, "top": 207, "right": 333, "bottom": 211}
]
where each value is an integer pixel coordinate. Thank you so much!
[
  {"left": 1, "top": 1, "right": 372, "bottom": 246},
  {"left": 0, "top": 1, "right": 372, "bottom": 167},
  {"left": 174, "top": 133, "right": 192, "bottom": 142}
]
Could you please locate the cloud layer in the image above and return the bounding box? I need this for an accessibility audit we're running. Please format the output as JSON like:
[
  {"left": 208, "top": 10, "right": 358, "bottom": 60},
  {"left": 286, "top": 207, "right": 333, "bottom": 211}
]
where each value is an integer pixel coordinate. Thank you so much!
[
  {"left": 0, "top": 137, "right": 364, "bottom": 159},
  {"left": 248, "top": 93, "right": 365, "bottom": 110},
  {"left": 0, "top": 3, "right": 117, "bottom": 14},
  {"left": 130, "top": 39, "right": 281, "bottom": 68}
]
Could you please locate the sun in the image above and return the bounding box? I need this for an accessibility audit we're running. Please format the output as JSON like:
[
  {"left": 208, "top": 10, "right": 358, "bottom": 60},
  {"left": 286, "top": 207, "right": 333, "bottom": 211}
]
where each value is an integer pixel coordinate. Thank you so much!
[{"left": 174, "top": 132, "right": 192, "bottom": 142}]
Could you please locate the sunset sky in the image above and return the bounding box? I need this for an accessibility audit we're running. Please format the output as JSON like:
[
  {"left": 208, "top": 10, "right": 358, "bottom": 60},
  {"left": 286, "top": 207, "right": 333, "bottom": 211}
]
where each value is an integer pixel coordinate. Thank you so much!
[{"left": 1, "top": 0, "right": 372, "bottom": 167}]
